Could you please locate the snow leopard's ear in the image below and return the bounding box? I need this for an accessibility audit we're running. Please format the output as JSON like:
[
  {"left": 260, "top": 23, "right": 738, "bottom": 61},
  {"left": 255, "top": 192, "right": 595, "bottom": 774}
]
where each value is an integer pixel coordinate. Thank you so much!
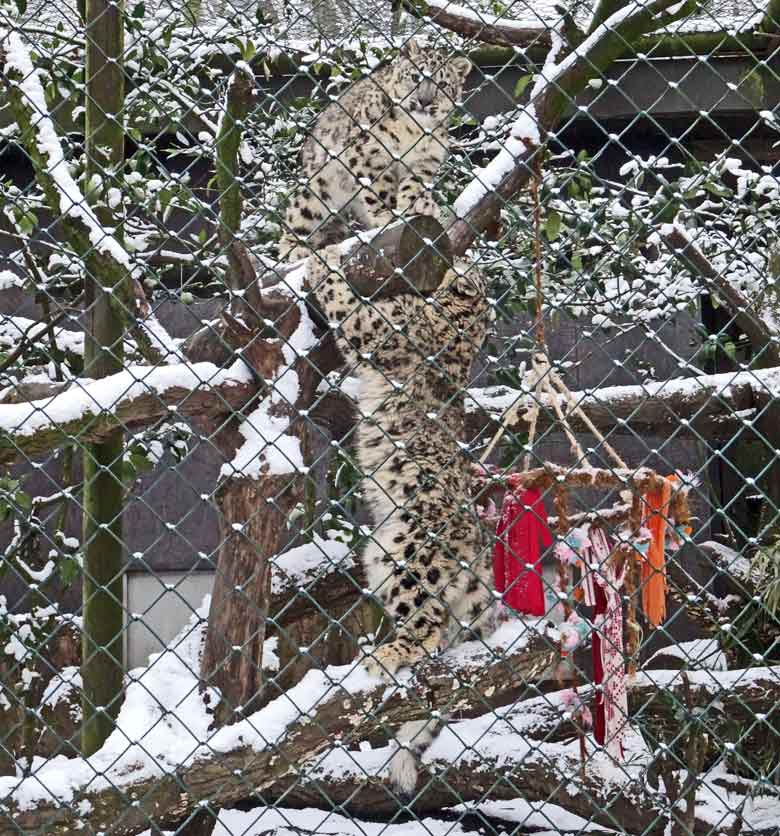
[
  {"left": 451, "top": 55, "right": 472, "bottom": 82},
  {"left": 450, "top": 269, "right": 481, "bottom": 298}
]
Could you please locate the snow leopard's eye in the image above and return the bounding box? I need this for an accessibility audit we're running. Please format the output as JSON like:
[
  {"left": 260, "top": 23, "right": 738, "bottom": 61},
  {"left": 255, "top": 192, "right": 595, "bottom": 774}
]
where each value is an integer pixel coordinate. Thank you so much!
[{"left": 411, "top": 72, "right": 421, "bottom": 83}]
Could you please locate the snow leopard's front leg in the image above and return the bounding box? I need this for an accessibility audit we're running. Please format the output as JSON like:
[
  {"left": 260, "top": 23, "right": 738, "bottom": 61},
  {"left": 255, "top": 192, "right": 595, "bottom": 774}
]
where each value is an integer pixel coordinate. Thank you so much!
[
  {"left": 365, "top": 605, "right": 446, "bottom": 678},
  {"left": 395, "top": 137, "right": 448, "bottom": 220},
  {"left": 307, "top": 250, "right": 401, "bottom": 365}
]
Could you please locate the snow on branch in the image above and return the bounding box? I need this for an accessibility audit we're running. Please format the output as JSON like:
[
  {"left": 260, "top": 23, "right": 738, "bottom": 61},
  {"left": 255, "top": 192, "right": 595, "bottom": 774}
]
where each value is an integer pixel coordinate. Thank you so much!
[
  {"left": 0, "top": 32, "right": 131, "bottom": 269},
  {"left": 0, "top": 31, "right": 172, "bottom": 363},
  {"left": 269, "top": 667, "right": 780, "bottom": 833},
  {"left": 404, "top": 0, "right": 555, "bottom": 49},
  {"left": 4, "top": 355, "right": 778, "bottom": 466},
  {"left": 447, "top": 0, "right": 699, "bottom": 255},
  {"left": 4, "top": 608, "right": 776, "bottom": 836},
  {"left": 658, "top": 223, "right": 780, "bottom": 364},
  {"left": 466, "top": 364, "right": 780, "bottom": 442},
  {"left": 0, "top": 360, "right": 254, "bottom": 465}
]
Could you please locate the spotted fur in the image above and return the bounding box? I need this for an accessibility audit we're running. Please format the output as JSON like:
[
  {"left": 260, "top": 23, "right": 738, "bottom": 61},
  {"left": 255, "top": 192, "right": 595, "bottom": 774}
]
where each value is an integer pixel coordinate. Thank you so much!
[
  {"left": 279, "top": 40, "right": 471, "bottom": 262},
  {"left": 308, "top": 251, "right": 495, "bottom": 680}
]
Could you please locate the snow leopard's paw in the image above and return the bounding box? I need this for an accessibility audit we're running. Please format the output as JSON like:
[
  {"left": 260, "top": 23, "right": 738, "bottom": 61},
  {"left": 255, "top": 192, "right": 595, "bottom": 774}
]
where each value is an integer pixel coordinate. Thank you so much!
[
  {"left": 410, "top": 192, "right": 440, "bottom": 220},
  {"left": 363, "top": 642, "right": 406, "bottom": 680}
]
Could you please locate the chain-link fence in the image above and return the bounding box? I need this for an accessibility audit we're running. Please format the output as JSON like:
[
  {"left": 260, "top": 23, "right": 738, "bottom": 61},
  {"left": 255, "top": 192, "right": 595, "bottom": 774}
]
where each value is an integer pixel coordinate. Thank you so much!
[{"left": 1, "top": 0, "right": 780, "bottom": 834}]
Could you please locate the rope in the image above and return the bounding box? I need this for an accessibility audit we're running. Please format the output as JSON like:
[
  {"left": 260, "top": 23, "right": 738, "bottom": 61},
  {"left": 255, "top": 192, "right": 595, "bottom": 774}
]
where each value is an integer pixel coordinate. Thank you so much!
[{"left": 481, "top": 157, "right": 628, "bottom": 473}]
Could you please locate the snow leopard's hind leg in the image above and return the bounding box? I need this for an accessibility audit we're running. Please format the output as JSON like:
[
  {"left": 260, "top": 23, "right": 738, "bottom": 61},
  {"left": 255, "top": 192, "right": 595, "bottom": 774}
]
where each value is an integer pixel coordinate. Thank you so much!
[
  {"left": 383, "top": 547, "right": 494, "bottom": 797},
  {"left": 449, "top": 541, "right": 496, "bottom": 643}
]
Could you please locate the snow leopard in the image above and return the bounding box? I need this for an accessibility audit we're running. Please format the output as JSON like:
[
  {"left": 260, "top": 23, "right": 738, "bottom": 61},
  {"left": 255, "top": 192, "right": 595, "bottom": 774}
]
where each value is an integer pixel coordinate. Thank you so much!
[
  {"left": 307, "top": 248, "right": 495, "bottom": 795},
  {"left": 279, "top": 40, "right": 471, "bottom": 262}
]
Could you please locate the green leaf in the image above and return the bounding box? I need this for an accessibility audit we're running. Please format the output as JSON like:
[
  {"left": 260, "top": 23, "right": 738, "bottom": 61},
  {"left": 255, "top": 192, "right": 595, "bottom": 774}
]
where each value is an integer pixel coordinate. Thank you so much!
[
  {"left": 58, "top": 556, "right": 81, "bottom": 586},
  {"left": 132, "top": 1, "right": 145, "bottom": 15},
  {"left": 14, "top": 0, "right": 27, "bottom": 14},
  {"left": 544, "top": 209, "right": 562, "bottom": 241},
  {"left": 158, "top": 187, "right": 173, "bottom": 216},
  {"left": 514, "top": 74, "right": 532, "bottom": 99},
  {"left": 130, "top": 450, "right": 154, "bottom": 474}
]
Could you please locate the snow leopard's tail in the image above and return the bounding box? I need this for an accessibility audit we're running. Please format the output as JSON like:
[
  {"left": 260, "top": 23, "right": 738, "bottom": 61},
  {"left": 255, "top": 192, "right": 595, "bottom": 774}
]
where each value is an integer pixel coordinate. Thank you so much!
[{"left": 388, "top": 716, "right": 446, "bottom": 797}]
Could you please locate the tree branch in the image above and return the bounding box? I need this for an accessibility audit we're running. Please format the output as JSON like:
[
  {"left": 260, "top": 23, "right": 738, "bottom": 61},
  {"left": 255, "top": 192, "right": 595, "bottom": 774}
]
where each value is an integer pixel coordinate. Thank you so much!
[
  {"left": 761, "top": 0, "right": 780, "bottom": 35},
  {"left": 216, "top": 63, "right": 256, "bottom": 302},
  {"left": 446, "top": 0, "right": 700, "bottom": 255},
  {"left": 1, "top": 358, "right": 772, "bottom": 465},
  {"left": 660, "top": 226, "right": 780, "bottom": 366},
  {"left": 7, "top": 652, "right": 776, "bottom": 836},
  {"left": 402, "top": 0, "right": 553, "bottom": 48},
  {"left": 0, "top": 363, "right": 258, "bottom": 465},
  {"left": 587, "top": 0, "right": 626, "bottom": 32},
  {"left": 0, "top": 37, "right": 166, "bottom": 366}
]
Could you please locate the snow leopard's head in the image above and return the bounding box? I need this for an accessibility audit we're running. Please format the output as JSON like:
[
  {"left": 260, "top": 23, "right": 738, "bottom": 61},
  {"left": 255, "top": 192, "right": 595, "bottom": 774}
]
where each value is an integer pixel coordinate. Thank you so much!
[
  {"left": 391, "top": 40, "right": 472, "bottom": 124},
  {"left": 439, "top": 260, "right": 489, "bottom": 304}
]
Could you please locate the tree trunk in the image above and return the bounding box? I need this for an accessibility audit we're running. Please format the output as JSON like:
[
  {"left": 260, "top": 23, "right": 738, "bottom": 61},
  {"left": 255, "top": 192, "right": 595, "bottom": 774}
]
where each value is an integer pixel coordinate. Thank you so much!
[{"left": 80, "top": 0, "right": 127, "bottom": 757}]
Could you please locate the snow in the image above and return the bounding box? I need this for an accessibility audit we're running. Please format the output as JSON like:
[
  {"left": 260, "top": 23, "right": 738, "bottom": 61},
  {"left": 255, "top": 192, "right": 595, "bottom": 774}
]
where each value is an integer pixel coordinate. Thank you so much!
[
  {"left": 263, "top": 636, "right": 280, "bottom": 672},
  {"left": 0, "top": 270, "right": 24, "bottom": 290},
  {"left": 0, "top": 315, "right": 84, "bottom": 357},
  {"left": 0, "top": 598, "right": 375, "bottom": 812},
  {"left": 3, "top": 32, "right": 134, "bottom": 271},
  {"left": 443, "top": 615, "right": 547, "bottom": 666},
  {"left": 0, "top": 358, "right": 252, "bottom": 436},
  {"left": 646, "top": 638, "right": 728, "bottom": 671},
  {"left": 140, "top": 314, "right": 185, "bottom": 364},
  {"left": 426, "top": 0, "right": 555, "bottom": 35},
  {"left": 454, "top": 798, "right": 618, "bottom": 834},
  {"left": 220, "top": 263, "right": 317, "bottom": 479},
  {"left": 453, "top": 0, "right": 691, "bottom": 219},
  {"left": 453, "top": 113, "right": 538, "bottom": 217},
  {"left": 316, "top": 371, "right": 361, "bottom": 400},
  {"left": 221, "top": 403, "right": 305, "bottom": 477},
  {"left": 271, "top": 533, "right": 354, "bottom": 594},
  {"left": 701, "top": 539, "right": 754, "bottom": 582},
  {"left": 636, "top": 665, "right": 777, "bottom": 694},
  {"left": 143, "top": 806, "right": 481, "bottom": 836},
  {"left": 41, "top": 666, "right": 82, "bottom": 711},
  {"left": 467, "top": 364, "right": 780, "bottom": 422},
  {"left": 0, "top": 599, "right": 215, "bottom": 812}
]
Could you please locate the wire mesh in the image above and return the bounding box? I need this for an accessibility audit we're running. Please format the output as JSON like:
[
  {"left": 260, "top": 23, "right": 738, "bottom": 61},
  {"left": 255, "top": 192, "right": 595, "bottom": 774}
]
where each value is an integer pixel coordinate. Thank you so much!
[{"left": 0, "top": 0, "right": 779, "bottom": 834}]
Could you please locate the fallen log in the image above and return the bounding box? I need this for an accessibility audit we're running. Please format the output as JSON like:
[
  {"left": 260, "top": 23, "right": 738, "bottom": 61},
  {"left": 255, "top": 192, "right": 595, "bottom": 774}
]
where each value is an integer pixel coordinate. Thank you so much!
[{"left": 0, "top": 623, "right": 556, "bottom": 836}]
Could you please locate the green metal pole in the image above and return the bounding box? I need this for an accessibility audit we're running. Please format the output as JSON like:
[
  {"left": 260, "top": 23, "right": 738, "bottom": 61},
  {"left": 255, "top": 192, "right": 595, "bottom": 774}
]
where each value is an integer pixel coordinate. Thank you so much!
[{"left": 81, "top": 0, "right": 127, "bottom": 756}]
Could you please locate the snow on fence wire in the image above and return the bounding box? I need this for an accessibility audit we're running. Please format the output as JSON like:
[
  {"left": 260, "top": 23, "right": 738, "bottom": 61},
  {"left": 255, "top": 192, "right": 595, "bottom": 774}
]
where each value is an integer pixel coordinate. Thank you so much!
[{"left": 1, "top": 0, "right": 780, "bottom": 833}]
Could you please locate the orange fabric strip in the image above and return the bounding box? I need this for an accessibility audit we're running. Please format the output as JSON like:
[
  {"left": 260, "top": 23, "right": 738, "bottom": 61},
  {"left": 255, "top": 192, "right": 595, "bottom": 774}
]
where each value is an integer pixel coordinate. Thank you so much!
[{"left": 641, "top": 475, "right": 677, "bottom": 626}]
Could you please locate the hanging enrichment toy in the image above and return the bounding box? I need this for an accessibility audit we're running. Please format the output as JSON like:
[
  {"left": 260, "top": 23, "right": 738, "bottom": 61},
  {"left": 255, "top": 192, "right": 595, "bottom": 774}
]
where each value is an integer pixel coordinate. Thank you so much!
[
  {"left": 492, "top": 488, "right": 552, "bottom": 616},
  {"left": 473, "top": 160, "right": 695, "bottom": 763},
  {"left": 588, "top": 528, "right": 628, "bottom": 759}
]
